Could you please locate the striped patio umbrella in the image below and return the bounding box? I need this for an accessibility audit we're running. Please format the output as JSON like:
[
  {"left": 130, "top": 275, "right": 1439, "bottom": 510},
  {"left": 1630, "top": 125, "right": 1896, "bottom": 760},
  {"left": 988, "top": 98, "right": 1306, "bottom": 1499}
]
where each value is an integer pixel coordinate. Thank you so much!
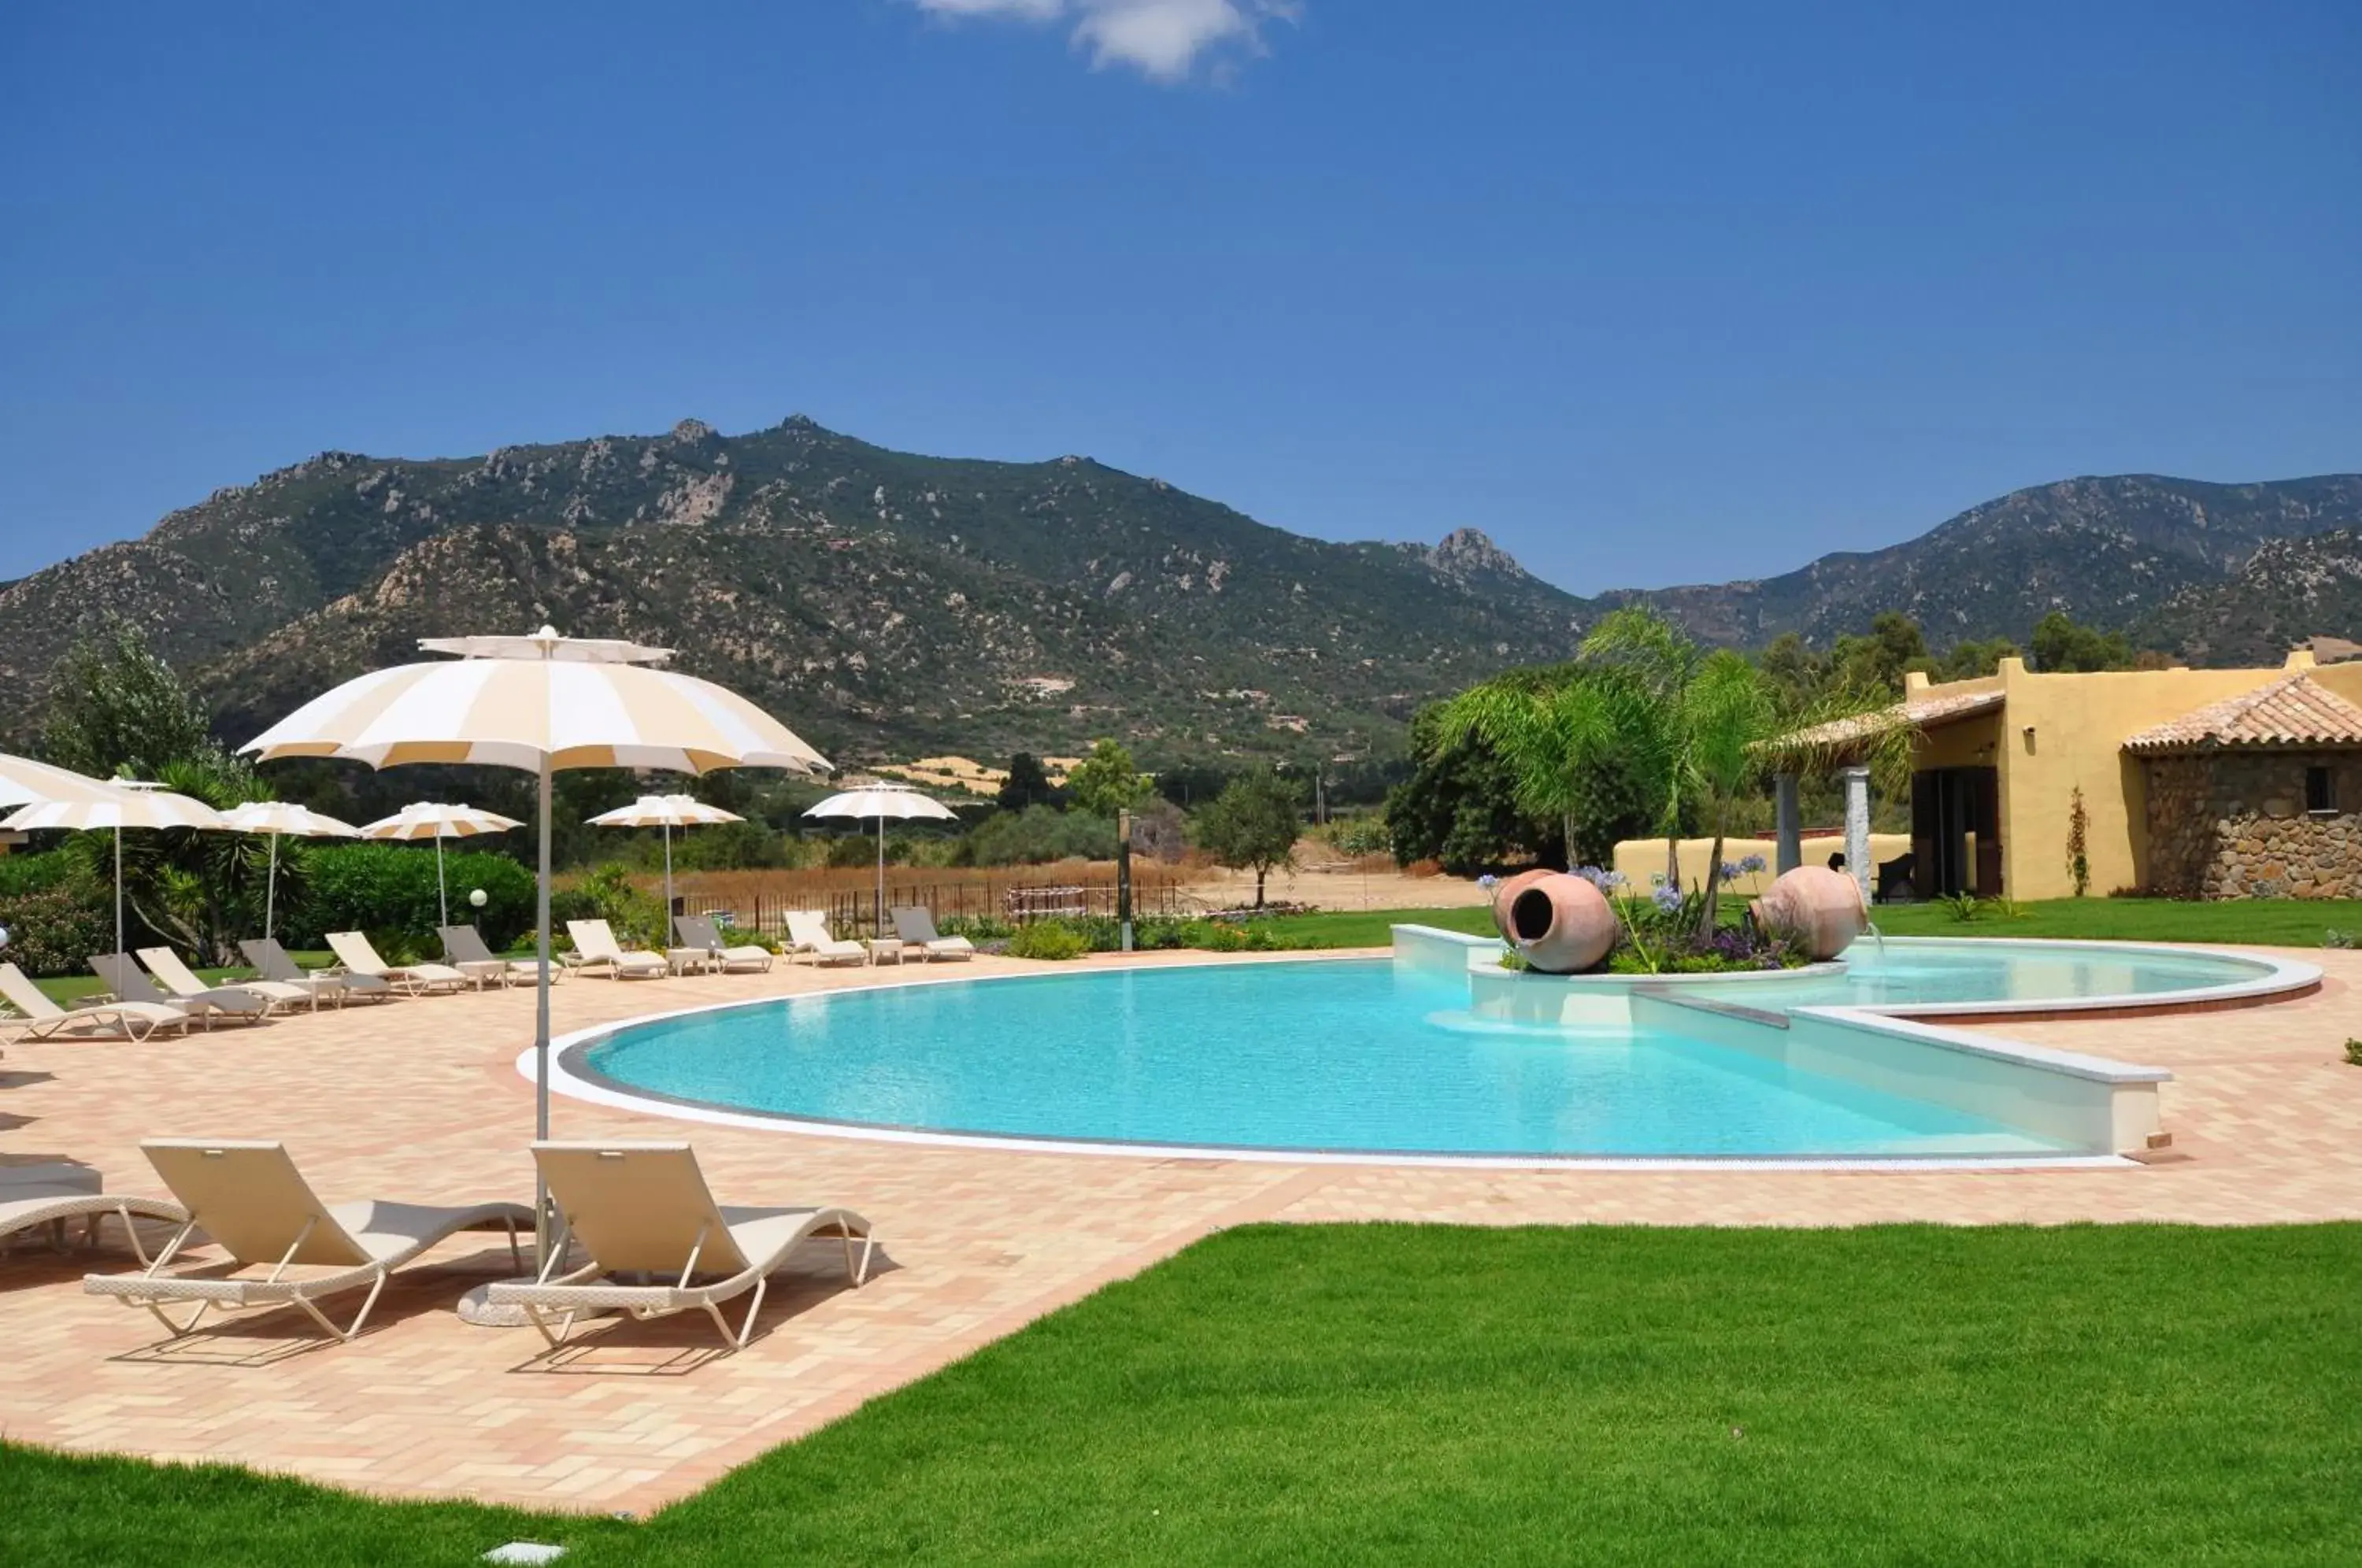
[
  {"left": 0, "top": 753, "right": 124, "bottom": 809},
  {"left": 357, "top": 802, "right": 524, "bottom": 928},
  {"left": 219, "top": 801, "right": 361, "bottom": 943},
  {"left": 3, "top": 784, "right": 227, "bottom": 959},
  {"left": 584, "top": 794, "right": 745, "bottom": 920},
  {"left": 242, "top": 627, "right": 829, "bottom": 1226},
  {"left": 803, "top": 782, "right": 958, "bottom": 936}
]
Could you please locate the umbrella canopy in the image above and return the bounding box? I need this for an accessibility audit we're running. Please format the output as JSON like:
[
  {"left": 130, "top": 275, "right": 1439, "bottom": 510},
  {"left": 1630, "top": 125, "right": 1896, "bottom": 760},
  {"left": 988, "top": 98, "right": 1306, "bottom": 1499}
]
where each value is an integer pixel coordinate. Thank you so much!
[
  {"left": 585, "top": 793, "right": 747, "bottom": 918},
  {"left": 219, "top": 802, "right": 361, "bottom": 943},
  {"left": 0, "top": 753, "right": 125, "bottom": 809},
  {"left": 358, "top": 802, "right": 526, "bottom": 928},
  {"left": 242, "top": 626, "right": 829, "bottom": 1255},
  {"left": 803, "top": 782, "right": 959, "bottom": 935},
  {"left": 3, "top": 786, "right": 228, "bottom": 958}
]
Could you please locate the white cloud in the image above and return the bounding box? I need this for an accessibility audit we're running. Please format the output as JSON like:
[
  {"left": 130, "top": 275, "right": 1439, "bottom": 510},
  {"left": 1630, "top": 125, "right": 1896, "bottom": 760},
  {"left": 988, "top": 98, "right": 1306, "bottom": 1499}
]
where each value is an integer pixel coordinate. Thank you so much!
[{"left": 911, "top": 0, "right": 1296, "bottom": 83}]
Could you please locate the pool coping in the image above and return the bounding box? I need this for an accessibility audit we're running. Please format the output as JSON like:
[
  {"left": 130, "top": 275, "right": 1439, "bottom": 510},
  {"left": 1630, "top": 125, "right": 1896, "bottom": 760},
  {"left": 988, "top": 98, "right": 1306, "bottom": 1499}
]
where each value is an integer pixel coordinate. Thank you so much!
[{"left": 524, "top": 942, "right": 2302, "bottom": 1170}]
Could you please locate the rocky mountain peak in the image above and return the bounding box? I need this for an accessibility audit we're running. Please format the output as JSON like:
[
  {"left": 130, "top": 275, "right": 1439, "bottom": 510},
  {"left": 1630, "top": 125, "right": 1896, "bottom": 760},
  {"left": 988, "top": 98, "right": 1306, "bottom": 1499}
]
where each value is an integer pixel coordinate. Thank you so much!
[{"left": 1427, "top": 527, "right": 1527, "bottom": 580}]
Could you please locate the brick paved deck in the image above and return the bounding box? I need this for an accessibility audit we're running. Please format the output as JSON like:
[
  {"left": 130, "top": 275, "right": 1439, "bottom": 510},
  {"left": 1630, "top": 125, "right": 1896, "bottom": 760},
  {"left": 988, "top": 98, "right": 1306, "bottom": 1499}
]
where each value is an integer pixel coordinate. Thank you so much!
[{"left": 2, "top": 945, "right": 2356, "bottom": 1514}]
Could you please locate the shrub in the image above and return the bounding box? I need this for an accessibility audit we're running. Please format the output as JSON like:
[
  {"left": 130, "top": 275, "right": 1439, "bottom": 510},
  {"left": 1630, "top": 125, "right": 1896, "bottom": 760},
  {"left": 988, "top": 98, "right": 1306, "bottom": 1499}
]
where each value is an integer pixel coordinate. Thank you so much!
[
  {"left": 961, "top": 806, "right": 1118, "bottom": 867},
  {"left": 0, "top": 880, "right": 115, "bottom": 978},
  {"left": 1324, "top": 812, "right": 1393, "bottom": 858},
  {"left": 1006, "top": 920, "right": 1090, "bottom": 961},
  {"left": 2345, "top": 1038, "right": 2362, "bottom": 1067},
  {"left": 291, "top": 844, "right": 537, "bottom": 953},
  {"left": 0, "top": 849, "right": 75, "bottom": 900},
  {"left": 552, "top": 864, "right": 668, "bottom": 951},
  {"left": 939, "top": 913, "right": 1017, "bottom": 942}
]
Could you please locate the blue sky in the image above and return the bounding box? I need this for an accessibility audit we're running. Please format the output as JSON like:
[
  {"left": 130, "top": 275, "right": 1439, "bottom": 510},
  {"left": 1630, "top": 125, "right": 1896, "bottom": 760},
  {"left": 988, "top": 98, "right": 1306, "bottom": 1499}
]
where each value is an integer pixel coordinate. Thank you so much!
[{"left": 2, "top": 1, "right": 2355, "bottom": 596}]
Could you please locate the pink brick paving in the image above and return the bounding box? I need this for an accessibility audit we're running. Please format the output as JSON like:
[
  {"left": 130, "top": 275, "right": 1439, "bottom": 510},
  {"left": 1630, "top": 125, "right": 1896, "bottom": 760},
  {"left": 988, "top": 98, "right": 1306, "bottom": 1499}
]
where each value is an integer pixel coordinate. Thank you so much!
[{"left": 1, "top": 945, "right": 2356, "bottom": 1515}]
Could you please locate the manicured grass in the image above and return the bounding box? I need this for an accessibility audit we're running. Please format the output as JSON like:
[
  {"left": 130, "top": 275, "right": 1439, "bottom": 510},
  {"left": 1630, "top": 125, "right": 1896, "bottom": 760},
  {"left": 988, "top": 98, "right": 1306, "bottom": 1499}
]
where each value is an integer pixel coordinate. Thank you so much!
[
  {"left": 6, "top": 1224, "right": 2358, "bottom": 1565},
  {"left": 1869, "top": 897, "right": 2362, "bottom": 947},
  {"left": 1249, "top": 904, "right": 1497, "bottom": 948}
]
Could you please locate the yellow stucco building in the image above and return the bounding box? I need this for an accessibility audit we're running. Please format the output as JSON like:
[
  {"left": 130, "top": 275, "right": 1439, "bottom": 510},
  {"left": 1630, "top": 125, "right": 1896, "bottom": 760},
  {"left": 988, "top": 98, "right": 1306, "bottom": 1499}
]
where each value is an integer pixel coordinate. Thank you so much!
[{"left": 1803, "top": 646, "right": 2362, "bottom": 901}]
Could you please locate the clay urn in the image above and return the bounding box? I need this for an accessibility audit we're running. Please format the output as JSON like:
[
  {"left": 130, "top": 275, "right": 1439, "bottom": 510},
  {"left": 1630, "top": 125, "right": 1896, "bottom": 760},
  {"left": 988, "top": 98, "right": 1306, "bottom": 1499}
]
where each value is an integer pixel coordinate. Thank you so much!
[
  {"left": 1488, "top": 869, "right": 1557, "bottom": 944},
  {"left": 1749, "top": 865, "right": 1867, "bottom": 960},
  {"left": 1503, "top": 872, "right": 1619, "bottom": 974}
]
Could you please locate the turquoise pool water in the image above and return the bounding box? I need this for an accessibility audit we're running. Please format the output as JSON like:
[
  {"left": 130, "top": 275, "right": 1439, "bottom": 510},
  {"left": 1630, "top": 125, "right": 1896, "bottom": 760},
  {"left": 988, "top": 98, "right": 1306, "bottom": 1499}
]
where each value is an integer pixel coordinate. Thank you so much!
[{"left": 575, "top": 943, "right": 2268, "bottom": 1159}]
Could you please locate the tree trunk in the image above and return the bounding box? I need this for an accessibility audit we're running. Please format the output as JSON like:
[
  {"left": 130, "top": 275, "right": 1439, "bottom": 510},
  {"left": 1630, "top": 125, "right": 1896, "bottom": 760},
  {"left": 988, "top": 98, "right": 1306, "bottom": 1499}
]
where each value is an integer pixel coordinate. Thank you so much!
[
  {"left": 1254, "top": 868, "right": 1267, "bottom": 909},
  {"left": 1697, "top": 823, "right": 1727, "bottom": 936},
  {"left": 1664, "top": 835, "right": 1681, "bottom": 893},
  {"left": 1563, "top": 812, "right": 1579, "bottom": 872}
]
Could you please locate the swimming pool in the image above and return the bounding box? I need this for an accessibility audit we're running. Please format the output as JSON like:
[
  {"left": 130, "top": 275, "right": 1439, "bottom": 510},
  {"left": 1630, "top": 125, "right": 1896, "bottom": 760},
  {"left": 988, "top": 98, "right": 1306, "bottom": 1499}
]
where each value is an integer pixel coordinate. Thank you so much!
[{"left": 553, "top": 937, "right": 2305, "bottom": 1163}]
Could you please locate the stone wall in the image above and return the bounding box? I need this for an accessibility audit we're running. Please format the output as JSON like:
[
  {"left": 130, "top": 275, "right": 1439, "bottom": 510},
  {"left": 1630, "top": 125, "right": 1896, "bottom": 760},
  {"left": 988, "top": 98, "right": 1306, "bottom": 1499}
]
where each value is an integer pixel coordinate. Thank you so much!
[{"left": 2144, "top": 751, "right": 2362, "bottom": 899}]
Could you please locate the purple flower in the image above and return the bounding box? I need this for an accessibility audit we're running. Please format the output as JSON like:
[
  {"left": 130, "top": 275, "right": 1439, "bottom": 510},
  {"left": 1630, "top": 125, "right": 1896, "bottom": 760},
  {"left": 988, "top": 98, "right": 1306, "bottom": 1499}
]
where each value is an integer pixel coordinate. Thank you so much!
[
  {"left": 1738, "top": 853, "right": 1768, "bottom": 875},
  {"left": 1652, "top": 883, "right": 1683, "bottom": 914},
  {"left": 1477, "top": 874, "right": 1499, "bottom": 891}
]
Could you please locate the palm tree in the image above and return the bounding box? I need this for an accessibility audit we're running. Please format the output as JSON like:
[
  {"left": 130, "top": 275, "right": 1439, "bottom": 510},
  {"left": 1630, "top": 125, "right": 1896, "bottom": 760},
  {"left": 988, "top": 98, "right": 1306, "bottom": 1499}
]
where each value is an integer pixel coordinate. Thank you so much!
[{"left": 1437, "top": 665, "right": 1622, "bottom": 872}]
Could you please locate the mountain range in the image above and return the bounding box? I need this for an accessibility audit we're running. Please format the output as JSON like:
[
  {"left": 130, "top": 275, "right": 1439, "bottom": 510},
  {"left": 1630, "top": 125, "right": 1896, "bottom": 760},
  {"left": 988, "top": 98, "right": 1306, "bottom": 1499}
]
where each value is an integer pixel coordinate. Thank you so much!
[{"left": 1, "top": 416, "right": 2356, "bottom": 764}]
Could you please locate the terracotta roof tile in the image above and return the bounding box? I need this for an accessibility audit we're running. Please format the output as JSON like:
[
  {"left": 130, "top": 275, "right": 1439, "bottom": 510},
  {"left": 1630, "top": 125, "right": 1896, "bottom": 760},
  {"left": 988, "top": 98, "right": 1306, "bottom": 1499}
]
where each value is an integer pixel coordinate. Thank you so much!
[
  {"left": 2123, "top": 673, "right": 2362, "bottom": 753},
  {"left": 1772, "top": 686, "right": 2005, "bottom": 751}
]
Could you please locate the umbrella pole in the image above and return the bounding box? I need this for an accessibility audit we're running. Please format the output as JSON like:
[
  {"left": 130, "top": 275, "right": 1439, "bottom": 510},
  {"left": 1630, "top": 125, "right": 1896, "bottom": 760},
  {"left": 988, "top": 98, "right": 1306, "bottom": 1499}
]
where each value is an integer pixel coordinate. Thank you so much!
[
  {"left": 113, "top": 826, "right": 123, "bottom": 958},
  {"left": 664, "top": 823, "right": 674, "bottom": 934},
  {"left": 436, "top": 831, "right": 448, "bottom": 930},
  {"left": 265, "top": 834, "right": 280, "bottom": 943},
  {"left": 876, "top": 815, "right": 885, "bottom": 939},
  {"left": 534, "top": 755, "right": 554, "bottom": 1265}
]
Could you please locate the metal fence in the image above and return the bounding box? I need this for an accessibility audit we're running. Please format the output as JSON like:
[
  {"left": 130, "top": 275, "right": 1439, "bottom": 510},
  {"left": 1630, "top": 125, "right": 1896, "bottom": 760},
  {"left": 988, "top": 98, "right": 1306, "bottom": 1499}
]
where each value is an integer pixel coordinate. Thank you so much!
[{"left": 679, "top": 876, "right": 1183, "bottom": 939}]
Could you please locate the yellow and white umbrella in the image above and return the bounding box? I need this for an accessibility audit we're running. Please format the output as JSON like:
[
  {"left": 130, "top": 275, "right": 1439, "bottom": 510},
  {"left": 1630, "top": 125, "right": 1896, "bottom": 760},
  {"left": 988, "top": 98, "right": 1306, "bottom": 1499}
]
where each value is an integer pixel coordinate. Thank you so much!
[
  {"left": 0, "top": 753, "right": 125, "bottom": 809},
  {"left": 585, "top": 793, "right": 745, "bottom": 919},
  {"left": 357, "top": 802, "right": 524, "bottom": 927},
  {"left": 220, "top": 801, "right": 361, "bottom": 943},
  {"left": 3, "top": 783, "right": 228, "bottom": 958},
  {"left": 242, "top": 627, "right": 829, "bottom": 1182},
  {"left": 803, "top": 782, "right": 958, "bottom": 936}
]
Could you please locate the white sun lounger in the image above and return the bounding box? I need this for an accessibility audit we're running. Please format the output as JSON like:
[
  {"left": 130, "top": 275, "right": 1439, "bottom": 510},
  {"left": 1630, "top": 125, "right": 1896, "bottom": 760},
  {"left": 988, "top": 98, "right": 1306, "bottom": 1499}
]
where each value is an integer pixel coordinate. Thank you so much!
[
  {"left": 2, "top": 1163, "right": 186, "bottom": 1263},
  {"left": 674, "top": 914, "right": 774, "bottom": 973},
  {"left": 0, "top": 962, "right": 192, "bottom": 1042},
  {"left": 83, "top": 1140, "right": 531, "bottom": 1341},
  {"left": 487, "top": 1141, "right": 872, "bottom": 1349},
  {"left": 326, "top": 931, "right": 466, "bottom": 996},
  {"left": 91, "top": 954, "right": 268, "bottom": 1026},
  {"left": 139, "top": 945, "right": 320, "bottom": 1015},
  {"left": 241, "top": 938, "right": 380, "bottom": 1005},
  {"left": 565, "top": 919, "right": 669, "bottom": 979},
  {"left": 891, "top": 905, "right": 976, "bottom": 961},
  {"left": 783, "top": 910, "right": 865, "bottom": 967}
]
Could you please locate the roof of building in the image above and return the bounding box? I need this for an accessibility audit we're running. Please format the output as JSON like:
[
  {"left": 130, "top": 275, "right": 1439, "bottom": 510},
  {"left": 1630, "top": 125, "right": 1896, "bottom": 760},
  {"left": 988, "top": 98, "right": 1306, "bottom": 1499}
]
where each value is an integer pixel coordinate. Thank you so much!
[
  {"left": 1772, "top": 686, "right": 2005, "bottom": 753},
  {"left": 2122, "top": 672, "right": 2362, "bottom": 753}
]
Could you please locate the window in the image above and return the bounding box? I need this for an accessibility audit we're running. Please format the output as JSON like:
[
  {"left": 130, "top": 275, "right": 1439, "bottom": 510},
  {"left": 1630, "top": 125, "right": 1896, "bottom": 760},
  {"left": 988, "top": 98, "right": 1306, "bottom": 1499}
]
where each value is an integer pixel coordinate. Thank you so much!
[{"left": 2306, "top": 765, "right": 2337, "bottom": 815}]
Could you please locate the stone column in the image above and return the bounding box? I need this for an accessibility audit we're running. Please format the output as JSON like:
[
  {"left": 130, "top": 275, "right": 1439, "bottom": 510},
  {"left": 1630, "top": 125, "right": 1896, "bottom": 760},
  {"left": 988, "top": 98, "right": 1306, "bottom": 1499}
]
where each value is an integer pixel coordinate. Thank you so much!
[
  {"left": 1842, "top": 765, "right": 1872, "bottom": 903},
  {"left": 1775, "top": 773, "right": 1801, "bottom": 874}
]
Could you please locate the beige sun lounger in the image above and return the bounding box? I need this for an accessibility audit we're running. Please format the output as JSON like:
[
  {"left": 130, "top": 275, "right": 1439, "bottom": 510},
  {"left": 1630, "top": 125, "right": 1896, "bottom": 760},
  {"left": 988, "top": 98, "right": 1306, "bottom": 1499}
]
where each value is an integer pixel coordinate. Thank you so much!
[
  {"left": 891, "top": 905, "right": 976, "bottom": 961},
  {"left": 565, "top": 919, "right": 668, "bottom": 979},
  {"left": 139, "top": 945, "right": 320, "bottom": 1015},
  {"left": 326, "top": 931, "right": 466, "bottom": 996},
  {"left": 673, "top": 914, "right": 774, "bottom": 973},
  {"left": 440, "top": 925, "right": 561, "bottom": 989},
  {"left": 91, "top": 954, "right": 267, "bottom": 1026},
  {"left": 83, "top": 1140, "right": 531, "bottom": 1341},
  {"left": 241, "top": 938, "right": 380, "bottom": 1005},
  {"left": 487, "top": 1141, "right": 872, "bottom": 1349},
  {"left": 2, "top": 1162, "right": 186, "bottom": 1263},
  {"left": 783, "top": 910, "right": 865, "bottom": 967},
  {"left": 0, "top": 962, "right": 192, "bottom": 1042}
]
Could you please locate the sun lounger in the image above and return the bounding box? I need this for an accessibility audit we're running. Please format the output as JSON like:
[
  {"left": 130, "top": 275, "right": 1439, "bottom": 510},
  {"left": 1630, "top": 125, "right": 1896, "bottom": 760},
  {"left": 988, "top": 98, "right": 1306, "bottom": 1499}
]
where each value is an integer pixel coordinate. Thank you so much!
[
  {"left": 2, "top": 1162, "right": 186, "bottom": 1264},
  {"left": 83, "top": 1140, "right": 531, "bottom": 1341},
  {"left": 783, "top": 910, "right": 866, "bottom": 967},
  {"left": 891, "top": 905, "right": 976, "bottom": 961},
  {"left": 674, "top": 914, "right": 774, "bottom": 973},
  {"left": 0, "top": 962, "right": 191, "bottom": 1042},
  {"left": 325, "top": 931, "right": 466, "bottom": 996},
  {"left": 241, "top": 938, "right": 383, "bottom": 1005},
  {"left": 487, "top": 1141, "right": 872, "bottom": 1348},
  {"left": 139, "top": 945, "right": 320, "bottom": 1015},
  {"left": 565, "top": 919, "right": 669, "bottom": 979},
  {"left": 439, "top": 925, "right": 561, "bottom": 989},
  {"left": 91, "top": 954, "right": 268, "bottom": 1026}
]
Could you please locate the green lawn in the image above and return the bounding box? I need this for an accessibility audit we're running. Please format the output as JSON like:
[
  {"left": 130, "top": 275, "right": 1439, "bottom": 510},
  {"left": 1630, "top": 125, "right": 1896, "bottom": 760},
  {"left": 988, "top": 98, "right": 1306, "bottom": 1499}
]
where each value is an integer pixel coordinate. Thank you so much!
[
  {"left": 6, "top": 1224, "right": 2357, "bottom": 1566},
  {"left": 31, "top": 953, "right": 335, "bottom": 1006},
  {"left": 1868, "top": 897, "right": 2362, "bottom": 947}
]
